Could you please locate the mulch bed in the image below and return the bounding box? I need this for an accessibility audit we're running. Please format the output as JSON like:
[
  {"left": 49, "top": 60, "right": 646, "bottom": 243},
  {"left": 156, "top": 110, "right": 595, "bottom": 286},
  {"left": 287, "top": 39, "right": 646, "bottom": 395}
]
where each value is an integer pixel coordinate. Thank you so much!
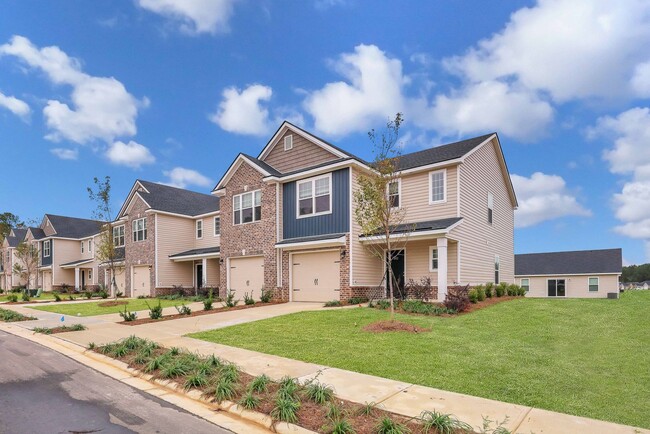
[
  {"left": 463, "top": 295, "right": 519, "bottom": 313},
  {"left": 363, "top": 320, "right": 431, "bottom": 334},
  {"left": 98, "top": 300, "right": 129, "bottom": 307},
  {"left": 119, "top": 301, "right": 286, "bottom": 325},
  {"left": 41, "top": 326, "right": 83, "bottom": 335}
]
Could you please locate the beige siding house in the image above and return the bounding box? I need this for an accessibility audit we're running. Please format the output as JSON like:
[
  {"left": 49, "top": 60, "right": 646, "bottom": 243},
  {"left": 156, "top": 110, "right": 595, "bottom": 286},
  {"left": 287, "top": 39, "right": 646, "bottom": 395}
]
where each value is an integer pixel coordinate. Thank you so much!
[
  {"left": 1, "top": 228, "right": 28, "bottom": 290},
  {"left": 515, "top": 249, "right": 622, "bottom": 298}
]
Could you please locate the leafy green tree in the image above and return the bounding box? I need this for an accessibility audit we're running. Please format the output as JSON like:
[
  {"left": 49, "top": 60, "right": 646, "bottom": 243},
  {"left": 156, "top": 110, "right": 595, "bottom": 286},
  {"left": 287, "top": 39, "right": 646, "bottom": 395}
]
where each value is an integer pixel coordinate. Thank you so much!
[
  {"left": 88, "top": 176, "right": 119, "bottom": 297},
  {"left": 13, "top": 241, "right": 39, "bottom": 289},
  {"left": 622, "top": 263, "right": 650, "bottom": 283},
  {"left": 0, "top": 212, "right": 23, "bottom": 242}
]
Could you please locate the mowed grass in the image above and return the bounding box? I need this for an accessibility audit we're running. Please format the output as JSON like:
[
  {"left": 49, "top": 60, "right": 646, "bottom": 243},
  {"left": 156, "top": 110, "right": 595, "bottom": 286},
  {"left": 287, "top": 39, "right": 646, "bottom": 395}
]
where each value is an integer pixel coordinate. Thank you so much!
[
  {"left": 0, "top": 292, "right": 58, "bottom": 302},
  {"left": 30, "top": 298, "right": 185, "bottom": 316},
  {"left": 191, "top": 291, "right": 650, "bottom": 429}
]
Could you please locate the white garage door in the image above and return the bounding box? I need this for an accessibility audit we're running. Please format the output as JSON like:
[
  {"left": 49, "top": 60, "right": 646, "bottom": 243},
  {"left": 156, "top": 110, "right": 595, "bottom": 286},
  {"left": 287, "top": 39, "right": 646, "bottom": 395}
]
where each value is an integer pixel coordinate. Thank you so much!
[
  {"left": 229, "top": 256, "right": 264, "bottom": 300},
  {"left": 111, "top": 267, "right": 126, "bottom": 296},
  {"left": 132, "top": 265, "right": 151, "bottom": 298},
  {"left": 292, "top": 250, "right": 340, "bottom": 302}
]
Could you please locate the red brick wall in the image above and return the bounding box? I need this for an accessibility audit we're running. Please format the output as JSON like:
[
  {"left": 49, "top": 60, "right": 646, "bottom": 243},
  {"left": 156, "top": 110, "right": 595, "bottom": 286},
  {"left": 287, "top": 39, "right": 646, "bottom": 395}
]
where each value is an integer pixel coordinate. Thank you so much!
[{"left": 123, "top": 196, "right": 156, "bottom": 296}]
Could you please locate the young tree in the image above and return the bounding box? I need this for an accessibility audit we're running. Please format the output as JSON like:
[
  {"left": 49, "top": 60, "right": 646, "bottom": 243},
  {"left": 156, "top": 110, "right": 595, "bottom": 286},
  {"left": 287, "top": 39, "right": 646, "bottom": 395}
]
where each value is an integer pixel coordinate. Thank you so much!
[
  {"left": 13, "top": 241, "right": 39, "bottom": 290},
  {"left": 0, "top": 212, "right": 23, "bottom": 242},
  {"left": 353, "top": 113, "right": 414, "bottom": 320},
  {"left": 88, "top": 176, "right": 118, "bottom": 297}
]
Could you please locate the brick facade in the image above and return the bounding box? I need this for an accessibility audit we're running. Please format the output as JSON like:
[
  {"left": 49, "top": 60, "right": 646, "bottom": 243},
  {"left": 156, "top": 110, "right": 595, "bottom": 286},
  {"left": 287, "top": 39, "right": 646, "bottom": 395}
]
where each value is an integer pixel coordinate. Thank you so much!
[
  {"left": 219, "top": 162, "right": 279, "bottom": 299},
  {"left": 123, "top": 195, "right": 156, "bottom": 296}
]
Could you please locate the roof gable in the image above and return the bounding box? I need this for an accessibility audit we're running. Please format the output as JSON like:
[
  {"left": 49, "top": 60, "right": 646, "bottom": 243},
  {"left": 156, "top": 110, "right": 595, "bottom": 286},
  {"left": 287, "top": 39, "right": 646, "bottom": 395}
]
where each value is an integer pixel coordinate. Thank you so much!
[
  {"left": 515, "top": 249, "right": 623, "bottom": 275},
  {"left": 212, "top": 154, "right": 280, "bottom": 193},
  {"left": 45, "top": 214, "right": 103, "bottom": 239},
  {"left": 136, "top": 180, "right": 220, "bottom": 217}
]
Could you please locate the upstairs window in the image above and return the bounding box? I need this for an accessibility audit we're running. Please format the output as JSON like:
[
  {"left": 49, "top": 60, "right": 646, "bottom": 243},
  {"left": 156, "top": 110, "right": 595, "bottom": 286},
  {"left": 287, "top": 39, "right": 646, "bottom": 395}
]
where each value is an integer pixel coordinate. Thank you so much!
[
  {"left": 214, "top": 217, "right": 220, "bottom": 235},
  {"left": 487, "top": 192, "right": 494, "bottom": 224},
  {"left": 43, "top": 240, "right": 51, "bottom": 257},
  {"left": 284, "top": 135, "right": 293, "bottom": 150},
  {"left": 196, "top": 220, "right": 203, "bottom": 239},
  {"left": 81, "top": 241, "right": 84, "bottom": 254},
  {"left": 588, "top": 277, "right": 599, "bottom": 292},
  {"left": 133, "top": 218, "right": 147, "bottom": 242},
  {"left": 233, "top": 191, "right": 261, "bottom": 225},
  {"left": 388, "top": 180, "right": 400, "bottom": 208},
  {"left": 297, "top": 174, "right": 331, "bottom": 217},
  {"left": 429, "top": 169, "right": 446, "bottom": 204},
  {"left": 88, "top": 240, "right": 92, "bottom": 252},
  {"left": 113, "top": 225, "right": 125, "bottom": 247}
]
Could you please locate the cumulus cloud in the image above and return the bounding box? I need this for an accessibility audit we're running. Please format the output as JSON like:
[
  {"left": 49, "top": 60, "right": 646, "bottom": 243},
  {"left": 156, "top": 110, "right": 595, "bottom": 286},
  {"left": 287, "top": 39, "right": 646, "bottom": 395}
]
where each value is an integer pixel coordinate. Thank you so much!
[
  {"left": 0, "top": 91, "right": 30, "bottom": 120},
  {"left": 444, "top": 0, "right": 650, "bottom": 102},
  {"left": 0, "top": 35, "right": 148, "bottom": 146},
  {"left": 162, "top": 167, "right": 213, "bottom": 188},
  {"left": 303, "top": 44, "right": 405, "bottom": 137},
  {"left": 136, "top": 0, "right": 237, "bottom": 35},
  {"left": 105, "top": 140, "right": 155, "bottom": 169},
  {"left": 511, "top": 172, "right": 591, "bottom": 228},
  {"left": 426, "top": 81, "right": 553, "bottom": 141},
  {"left": 50, "top": 148, "right": 78, "bottom": 160},
  {"left": 210, "top": 84, "right": 273, "bottom": 136}
]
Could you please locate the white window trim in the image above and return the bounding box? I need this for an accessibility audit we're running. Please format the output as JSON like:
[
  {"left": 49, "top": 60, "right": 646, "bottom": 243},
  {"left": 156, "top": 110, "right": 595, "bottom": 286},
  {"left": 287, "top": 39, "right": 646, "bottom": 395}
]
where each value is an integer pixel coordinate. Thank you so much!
[
  {"left": 588, "top": 276, "right": 599, "bottom": 292},
  {"left": 81, "top": 241, "right": 84, "bottom": 254},
  {"left": 88, "top": 240, "right": 92, "bottom": 252},
  {"left": 196, "top": 219, "right": 203, "bottom": 239},
  {"left": 429, "top": 246, "right": 438, "bottom": 272},
  {"left": 113, "top": 225, "right": 125, "bottom": 248},
  {"left": 520, "top": 278, "right": 530, "bottom": 291},
  {"left": 133, "top": 217, "right": 147, "bottom": 242},
  {"left": 487, "top": 192, "right": 494, "bottom": 225},
  {"left": 214, "top": 216, "right": 220, "bottom": 236},
  {"left": 494, "top": 254, "right": 500, "bottom": 284},
  {"left": 387, "top": 178, "right": 402, "bottom": 210},
  {"left": 233, "top": 190, "right": 262, "bottom": 226},
  {"left": 546, "top": 278, "right": 567, "bottom": 297},
  {"left": 296, "top": 173, "right": 333, "bottom": 219},
  {"left": 88, "top": 269, "right": 93, "bottom": 283},
  {"left": 284, "top": 134, "right": 293, "bottom": 151},
  {"left": 43, "top": 240, "right": 51, "bottom": 258},
  {"left": 428, "top": 169, "right": 447, "bottom": 205}
]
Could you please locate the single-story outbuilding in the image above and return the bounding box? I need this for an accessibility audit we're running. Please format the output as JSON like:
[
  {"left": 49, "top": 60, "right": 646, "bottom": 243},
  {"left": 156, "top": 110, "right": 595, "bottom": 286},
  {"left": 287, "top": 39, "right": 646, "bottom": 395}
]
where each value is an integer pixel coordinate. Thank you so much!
[{"left": 515, "top": 248, "right": 622, "bottom": 299}]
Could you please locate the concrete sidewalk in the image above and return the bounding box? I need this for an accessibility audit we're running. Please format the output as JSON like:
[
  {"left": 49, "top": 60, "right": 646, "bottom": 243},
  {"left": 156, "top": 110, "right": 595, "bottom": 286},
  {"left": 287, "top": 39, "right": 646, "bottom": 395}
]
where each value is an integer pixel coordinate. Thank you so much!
[{"left": 5, "top": 302, "right": 648, "bottom": 434}]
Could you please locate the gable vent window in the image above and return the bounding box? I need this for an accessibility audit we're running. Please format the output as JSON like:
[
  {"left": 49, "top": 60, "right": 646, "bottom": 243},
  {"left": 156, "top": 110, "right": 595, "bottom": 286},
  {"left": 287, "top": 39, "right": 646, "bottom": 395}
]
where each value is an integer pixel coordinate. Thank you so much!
[
  {"left": 488, "top": 192, "right": 494, "bottom": 224},
  {"left": 284, "top": 135, "right": 293, "bottom": 151}
]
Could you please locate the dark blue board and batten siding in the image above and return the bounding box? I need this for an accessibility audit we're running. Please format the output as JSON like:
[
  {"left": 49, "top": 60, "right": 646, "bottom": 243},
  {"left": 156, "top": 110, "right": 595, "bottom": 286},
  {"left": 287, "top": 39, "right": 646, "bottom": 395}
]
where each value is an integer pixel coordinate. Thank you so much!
[
  {"left": 283, "top": 168, "right": 350, "bottom": 239},
  {"left": 41, "top": 241, "right": 52, "bottom": 266}
]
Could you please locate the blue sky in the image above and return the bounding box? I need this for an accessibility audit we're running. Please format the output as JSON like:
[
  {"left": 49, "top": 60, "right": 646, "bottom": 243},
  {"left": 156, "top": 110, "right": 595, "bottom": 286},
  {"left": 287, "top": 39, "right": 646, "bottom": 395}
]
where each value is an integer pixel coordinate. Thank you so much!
[{"left": 1, "top": 0, "right": 649, "bottom": 264}]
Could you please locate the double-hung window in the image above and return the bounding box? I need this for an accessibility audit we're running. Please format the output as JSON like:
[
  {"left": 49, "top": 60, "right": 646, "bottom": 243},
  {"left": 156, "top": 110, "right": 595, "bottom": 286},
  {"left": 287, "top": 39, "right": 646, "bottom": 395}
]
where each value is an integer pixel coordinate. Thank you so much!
[
  {"left": 133, "top": 218, "right": 147, "bottom": 242},
  {"left": 233, "top": 191, "right": 261, "bottom": 225},
  {"left": 113, "top": 225, "right": 125, "bottom": 247},
  {"left": 88, "top": 240, "right": 92, "bottom": 252},
  {"left": 487, "top": 192, "right": 494, "bottom": 224},
  {"left": 214, "top": 217, "right": 220, "bottom": 235},
  {"left": 520, "top": 278, "right": 529, "bottom": 292},
  {"left": 588, "top": 277, "right": 599, "bottom": 292},
  {"left": 494, "top": 255, "right": 500, "bottom": 284},
  {"left": 297, "top": 174, "right": 331, "bottom": 217},
  {"left": 429, "top": 169, "right": 446, "bottom": 203},
  {"left": 429, "top": 247, "right": 438, "bottom": 271},
  {"left": 196, "top": 220, "right": 203, "bottom": 239},
  {"left": 388, "top": 180, "right": 400, "bottom": 208},
  {"left": 81, "top": 241, "right": 84, "bottom": 254},
  {"left": 43, "top": 240, "right": 51, "bottom": 257}
]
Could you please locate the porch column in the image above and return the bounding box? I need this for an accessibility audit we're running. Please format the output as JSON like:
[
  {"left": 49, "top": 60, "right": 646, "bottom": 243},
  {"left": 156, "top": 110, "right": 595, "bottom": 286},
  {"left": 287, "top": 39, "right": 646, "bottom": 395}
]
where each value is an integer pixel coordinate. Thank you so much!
[
  {"left": 202, "top": 258, "right": 207, "bottom": 287},
  {"left": 74, "top": 267, "right": 80, "bottom": 291},
  {"left": 437, "top": 238, "right": 448, "bottom": 301}
]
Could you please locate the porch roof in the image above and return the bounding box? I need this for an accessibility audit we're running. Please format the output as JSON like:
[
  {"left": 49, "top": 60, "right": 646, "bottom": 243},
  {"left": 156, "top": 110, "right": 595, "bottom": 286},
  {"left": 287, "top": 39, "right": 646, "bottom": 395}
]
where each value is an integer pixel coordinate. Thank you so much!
[
  {"left": 359, "top": 217, "right": 463, "bottom": 243},
  {"left": 169, "top": 246, "right": 220, "bottom": 261},
  {"left": 60, "top": 258, "right": 94, "bottom": 269},
  {"left": 275, "top": 233, "right": 347, "bottom": 251}
]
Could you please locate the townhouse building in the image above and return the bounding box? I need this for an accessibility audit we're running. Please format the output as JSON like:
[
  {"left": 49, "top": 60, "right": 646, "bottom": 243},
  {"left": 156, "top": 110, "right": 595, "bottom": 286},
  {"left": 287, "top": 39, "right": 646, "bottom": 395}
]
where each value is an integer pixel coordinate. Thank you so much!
[{"left": 1, "top": 228, "right": 28, "bottom": 290}]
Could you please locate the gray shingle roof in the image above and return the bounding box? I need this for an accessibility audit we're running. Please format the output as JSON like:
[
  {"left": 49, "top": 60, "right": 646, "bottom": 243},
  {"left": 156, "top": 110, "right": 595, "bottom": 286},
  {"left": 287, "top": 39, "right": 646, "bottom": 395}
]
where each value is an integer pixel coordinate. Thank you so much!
[
  {"left": 276, "top": 233, "right": 347, "bottom": 245},
  {"left": 169, "top": 246, "right": 220, "bottom": 258},
  {"left": 362, "top": 217, "right": 463, "bottom": 237},
  {"left": 394, "top": 133, "right": 494, "bottom": 171},
  {"left": 60, "top": 258, "right": 94, "bottom": 267},
  {"left": 240, "top": 154, "right": 283, "bottom": 177},
  {"left": 137, "top": 180, "right": 220, "bottom": 217},
  {"left": 46, "top": 214, "right": 103, "bottom": 239},
  {"left": 515, "top": 249, "right": 623, "bottom": 276},
  {"left": 29, "top": 227, "right": 46, "bottom": 240},
  {"left": 6, "top": 228, "right": 27, "bottom": 247}
]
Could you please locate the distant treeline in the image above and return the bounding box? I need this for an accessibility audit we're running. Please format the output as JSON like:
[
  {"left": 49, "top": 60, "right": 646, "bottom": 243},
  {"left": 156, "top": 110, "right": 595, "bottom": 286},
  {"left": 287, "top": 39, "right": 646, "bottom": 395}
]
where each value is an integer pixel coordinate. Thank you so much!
[{"left": 622, "top": 263, "right": 650, "bottom": 283}]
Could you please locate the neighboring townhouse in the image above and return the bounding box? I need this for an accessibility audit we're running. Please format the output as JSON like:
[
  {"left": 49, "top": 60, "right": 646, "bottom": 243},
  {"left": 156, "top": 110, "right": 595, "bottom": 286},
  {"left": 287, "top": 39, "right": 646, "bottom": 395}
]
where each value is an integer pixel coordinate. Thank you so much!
[
  {"left": 109, "top": 180, "right": 220, "bottom": 297},
  {"left": 34, "top": 214, "right": 103, "bottom": 291},
  {"left": 515, "top": 248, "right": 622, "bottom": 298},
  {"left": 212, "top": 121, "right": 517, "bottom": 302},
  {"left": 0, "top": 228, "right": 28, "bottom": 290}
]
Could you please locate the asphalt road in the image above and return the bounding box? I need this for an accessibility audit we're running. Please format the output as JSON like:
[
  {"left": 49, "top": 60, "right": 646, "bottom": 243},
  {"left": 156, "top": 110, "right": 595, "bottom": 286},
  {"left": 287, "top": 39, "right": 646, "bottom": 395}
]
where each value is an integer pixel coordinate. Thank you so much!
[{"left": 0, "top": 330, "right": 232, "bottom": 434}]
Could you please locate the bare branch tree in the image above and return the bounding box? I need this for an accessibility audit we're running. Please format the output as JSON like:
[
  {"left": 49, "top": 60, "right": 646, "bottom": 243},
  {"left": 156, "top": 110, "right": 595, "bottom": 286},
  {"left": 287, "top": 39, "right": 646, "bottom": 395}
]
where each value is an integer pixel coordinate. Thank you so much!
[
  {"left": 13, "top": 241, "right": 39, "bottom": 290},
  {"left": 88, "top": 176, "right": 119, "bottom": 297}
]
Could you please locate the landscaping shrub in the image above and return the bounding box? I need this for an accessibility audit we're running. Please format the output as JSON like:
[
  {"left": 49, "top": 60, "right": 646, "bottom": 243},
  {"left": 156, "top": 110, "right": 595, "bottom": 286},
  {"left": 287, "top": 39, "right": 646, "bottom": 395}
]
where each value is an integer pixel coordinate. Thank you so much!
[
  {"left": 517, "top": 285, "right": 527, "bottom": 296},
  {"left": 21, "top": 292, "right": 30, "bottom": 302},
  {"left": 476, "top": 285, "right": 486, "bottom": 301},
  {"left": 60, "top": 283, "right": 71, "bottom": 293},
  {"left": 203, "top": 298, "right": 213, "bottom": 311},
  {"left": 468, "top": 289, "right": 479, "bottom": 304},
  {"left": 495, "top": 283, "right": 507, "bottom": 297},
  {"left": 375, "top": 417, "right": 408, "bottom": 434},
  {"left": 249, "top": 374, "right": 270, "bottom": 393},
  {"left": 271, "top": 397, "right": 300, "bottom": 423},
  {"left": 401, "top": 299, "right": 450, "bottom": 315},
  {"left": 329, "top": 419, "right": 355, "bottom": 434},
  {"left": 224, "top": 289, "right": 239, "bottom": 308},
  {"left": 99, "top": 290, "right": 109, "bottom": 299},
  {"left": 119, "top": 306, "right": 137, "bottom": 322},
  {"left": 347, "top": 297, "right": 369, "bottom": 305},
  {"left": 484, "top": 283, "right": 494, "bottom": 298},
  {"left": 304, "top": 381, "right": 334, "bottom": 404},
  {"left": 83, "top": 291, "right": 93, "bottom": 299},
  {"left": 0, "top": 308, "right": 36, "bottom": 322},
  {"left": 376, "top": 299, "right": 391, "bottom": 310},
  {"left": 239, "top": 390, "right": 260, "bottom": 410},
  {"left": 175, "top": 304, "right": 192, "bottom": 315},
  {"left": 443, "top": 286, "right": 470, "bottom": 313},
  {"left": 405, "top": 276, "right": 433, "bottom": 301},
  {"left": 7, "top": 294, "right": 18, "bottom": 302},
  {"left": 115, "top": 290, "right": 124, "bottom": 298},
  {"left": 146, "top": 300, "right": 163, "bottom": 319},
  {"left": 324, "top": 300, "right": 342, "bottom": 307},
  {"left": 420, "top": 410, "right": 472, "bottom": 434},
  {"left": 243, "top": 291, "right": 255, "bottom": 306},
  {"left": 53, "top": 292, "right": 62, "bottom": 302},
  {"left": 260, "top": 287, "right": 272, "bottom": 303}
]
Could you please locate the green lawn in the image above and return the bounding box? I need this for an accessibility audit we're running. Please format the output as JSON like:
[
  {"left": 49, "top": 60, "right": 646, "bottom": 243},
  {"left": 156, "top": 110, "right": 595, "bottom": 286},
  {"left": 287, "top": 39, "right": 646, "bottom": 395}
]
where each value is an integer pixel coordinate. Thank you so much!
[
  {"left": 0, "top": 292, "right": 58, "bottom": 302},
  {"left": 30, "top": 298, "right": 189, "bottom": 316},
  {"left": 190, "top": 292, "right": 650, "bottom": 429}
]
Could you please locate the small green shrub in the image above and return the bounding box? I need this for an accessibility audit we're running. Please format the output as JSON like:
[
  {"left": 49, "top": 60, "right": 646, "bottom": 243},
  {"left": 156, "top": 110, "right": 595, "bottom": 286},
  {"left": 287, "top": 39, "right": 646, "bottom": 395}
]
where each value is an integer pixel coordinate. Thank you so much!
[
  {"left": 420, "top": 410, "right": 472, "bottom": 434},
  {"left": 324, "top": 300, "right": 342, "bottom": 307},
  {"left": 517, "top": 285, "right": 526, "bottom": 296},
  {"left": 83, "top": 291, "right": 93, "bottom": 299},
  {"left": 145, "top": 354, "right": 169, "bottom": 373},
  {"left": 87, "top": 342, "right": 96, "bottom": 350},
  {"left": 468, "top": 289, "right": 479, "bottom": 304},
  {"left": 496, "top": 283, "right": 507, "bottom": 297},
  {"left": 376, "top": 299, "right": 391, "bottom": 310},
  {"left": 243, "top": 291, "right": 255, "bottom": 305},
  {"left": 327, "top": 403, "right": 343, "bottom": 421},
  {"left": 484, "top": 283, "right": 494, "bottom": 298},
  {"left": 375, "top": 417, "right": 409, "bottom": 434},
  {"left": 476, "top": 285, "right": 486, "bottom": 301},
  {"left": 329, "top": 419, "right": 356, "bottom": 434},
  {"left": 207, "top": 354, "right": 223, "bottom": 368},
  {"left": 184, "top": 372, "right": 208, "bottom": 390},
  {"left": 146, "top": 300, "right": 163, "bottom": 319},
  {"left": 160, "top": 360, "right": 190, "bottom": 379},
  {"left": 33, "top": 327, "right": 52, "bottom": 335},
  {"left": 401, "top": 300, "right": 450, "bottom": 315},
  {"left": 175, "top": 304, "right": 192, "bottom": 315},
  {"left": 7, "top": 294, "right": 18, "bottom": 302},
  {"left": 220, "top": 363, "right": 240, "bottom": 383},
  {"left": 119, "top": 306, "right": 137, "bottom": 322},
  {"left": 239, "top": 390, "right": 260, "bottom": 410},
  {"left": 214, "top": 378, "right": 237, "bottom": 402},
  {"left": 277, "top": 376, "right": 299, "bottom": 401},
  {"left": 347, "top": 297, "right": 369, "bottom": 305},
  {"left": 304, "top": 381, "right": 334, "bottom": 404},
  {"left": 0, "top": 307, "right": 36, "bottom": 322},
  {"left": 203, "top": 298, "right": 213, "bottom": 311},
  {"left": 358, "top": 401, "right": 377, "bottom": 416},
  {"left": 224, "top": 289, "right": 239, "bottom": 308},
  {"left": 259, "top": 287, "right": 272, "bottom": 303},
  {"left": 99, "top": 290, "right": 109, "bottom": 299},
  {"left": 271, "top": 397, "right": 300, "bottom": 423},
  {"left": 53, "top": 292, "right": 62, "bottom": 302},
  {"left": 249, "top": 374, "right": 271, "bottom": 393},
  {"left": 111, "top": 344, "right": 129, "bottom": 358},
  {"left": 21, "top": 292, "right": 30, "bottom": 302}
]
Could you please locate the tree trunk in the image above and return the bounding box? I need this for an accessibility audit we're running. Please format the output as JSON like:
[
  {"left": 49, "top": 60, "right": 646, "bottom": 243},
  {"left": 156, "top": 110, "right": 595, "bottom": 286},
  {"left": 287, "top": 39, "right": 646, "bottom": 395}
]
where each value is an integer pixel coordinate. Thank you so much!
[{"left": 387, "top": 231, "right": 394, "bottom": 321}]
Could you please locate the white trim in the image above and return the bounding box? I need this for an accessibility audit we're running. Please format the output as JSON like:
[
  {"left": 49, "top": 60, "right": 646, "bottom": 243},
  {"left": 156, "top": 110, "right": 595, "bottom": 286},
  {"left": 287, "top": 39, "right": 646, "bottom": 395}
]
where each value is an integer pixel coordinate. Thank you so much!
[
  {"left": 429, "top": 246, "right": 439, "bottom": 272},
  {"left": 387, "top": 178, "right": 401, "bottom": 209},
  {"left": 258, "top": 122, "right": 348, "bottom": 161},
  {"left": 359, "top": 219, "right": 463, "bottom": 244},
  {"left": 456, "top": 164, "right": 461, "bottom": 217},
  {"left": 284, "top": 134, "right": 293, "bottom": 151},
  {"left": 588, "top": 276, "right": 600, "bottom": 292},
  {"left": 264, "top": 159, "right": 370, "bottom": 182},
  {"left": 520, "top": 278, "right": 530, "bottom": 292},
  {"left": 515, "top": 272, "right": 621, "bottom": 277},
  {"left": 132, "top": 217, "right": 147, "bottom": 242},
  {"left": 43, "top": 240, "right": 51, "bottom": 257},
  {"left": 275, "top": 235, "right": 346, "bottom": 251},
  {"left": 214, "top": 216, "right": 221, "bottom": 236},
  {"left": 396, "top": 158, "right": 462, "bottom": 176},
  {"left": 196, "top": 219, "right": 203, "bottom": 239},
  {"left": 117, "top": 183, "right": 152, "bottom": 220},
  {"left": 276, "top": 182, "right": 281, "bottom": 242},
  {"left": 155, "top": 213, "right": 159, "bottom": 288},
  {"left": 192, "top": 210, "right": 220, "bottom": 219},
  {"left": 546, "top": 277, "right": 567, "bottom": 297},
  {"left": 213, "top": 155, "right": 271, "bottom": 192},
  {"left": 232, "top": 189, "right": 262, "bottom": 226},
  {"left": 429, "top": 168, "right": 447, "bottom": 204},
  {"left": 169, "top": 252, "right": 220, "bottom": 262},
  {"left": 349, "top": 167, "right": 353, "bottom": 288},
  {"left": 296, "top": 173, "right": 333, "bottom": 219},
  {"left": 457, "top": 240, "right": 461, "bottom": 283},
  {"left": 60, "top": 259, "right": 94, "bottom": 269},
  {"left": 113, "top": 224, "right": 125, "bottom": 247}
]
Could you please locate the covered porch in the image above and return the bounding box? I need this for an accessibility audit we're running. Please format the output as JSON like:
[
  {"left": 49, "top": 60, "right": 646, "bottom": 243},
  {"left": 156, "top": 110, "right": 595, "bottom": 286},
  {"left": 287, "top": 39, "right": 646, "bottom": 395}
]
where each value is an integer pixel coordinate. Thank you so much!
[
  {"left": 168, "top": 247, "right": 220, "bottom": 290},
  {"left": 60, "top": 259, "right": 95, "bottom": 291}
]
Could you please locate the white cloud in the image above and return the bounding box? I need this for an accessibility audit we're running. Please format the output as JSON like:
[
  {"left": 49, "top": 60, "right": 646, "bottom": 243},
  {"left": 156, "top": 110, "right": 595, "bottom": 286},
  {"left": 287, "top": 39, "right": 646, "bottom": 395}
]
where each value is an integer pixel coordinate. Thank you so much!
[
  {"left": 613, "top": 181, "right": 650, "bottom": 224},
  {"left": 0, "top": 35, "right": 147, "bottom": 145},
  {"left": 210, "top": 84, "right": 273, "bottom": 136},
  {"left": 105, "top": 140, "right": 155, "bottom": 168},
  {"left": 426, "top": 80, "right": 553, "bottom": 141},
  {"left": 0, "top": 91, "right": 30, "bottom": 120},
  {"left": 444, "top": 0, "right": 650, "bottom": 102},
  {"left": 303, "top": 44, "right": 405, "bottom": 137},
  {"left": 162, "top": 167, "right": 213, "bottom": 188},
  {"left": 511, "top": 172, "right": 591, "bottom": 228},
  {"left": 50, "top": 148, "right": 78, "bottom": 160},
  {"left": 136, "top": 0, "right": 237, "bottom": 35},
  {"left": 631, "top": 61, "right": 650, "bottom": 97}
]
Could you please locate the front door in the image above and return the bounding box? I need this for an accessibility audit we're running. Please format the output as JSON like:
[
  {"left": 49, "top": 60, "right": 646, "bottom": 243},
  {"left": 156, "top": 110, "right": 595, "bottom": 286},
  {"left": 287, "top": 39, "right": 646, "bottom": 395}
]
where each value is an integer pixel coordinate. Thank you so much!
[
  {"left": 548, "top": 279, "right": 566, "bottom": 297},
  {"left": 81, "top": 270, "right": 86, "bottom": 290},
  {"left": 386, "top": 250, "right": 406, "bottom": 299},
  {"left": 196, "top": 263, "right": 203, "bottom": 289}
]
